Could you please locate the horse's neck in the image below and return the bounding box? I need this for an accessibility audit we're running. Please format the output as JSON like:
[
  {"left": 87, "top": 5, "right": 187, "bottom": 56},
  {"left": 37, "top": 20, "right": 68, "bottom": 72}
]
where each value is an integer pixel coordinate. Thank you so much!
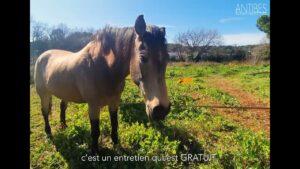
[
  {"left": 85, "top": 40, "right": 133, "bottom": 83},
  {"left": 80, "top": 41, "right": 96, "bottom": 54}
]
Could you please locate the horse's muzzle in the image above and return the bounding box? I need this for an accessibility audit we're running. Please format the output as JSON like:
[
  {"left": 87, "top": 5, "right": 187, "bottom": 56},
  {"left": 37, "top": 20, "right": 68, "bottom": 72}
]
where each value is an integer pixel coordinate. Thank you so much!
[{"left": 150, "top": 104, "right": 171, "bottom": 121}]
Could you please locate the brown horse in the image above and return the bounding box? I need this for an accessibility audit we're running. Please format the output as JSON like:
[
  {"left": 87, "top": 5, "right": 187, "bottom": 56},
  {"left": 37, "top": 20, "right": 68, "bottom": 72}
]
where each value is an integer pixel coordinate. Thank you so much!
[{"left": 34, "top": 15, "right": 170, "bottom": 153}]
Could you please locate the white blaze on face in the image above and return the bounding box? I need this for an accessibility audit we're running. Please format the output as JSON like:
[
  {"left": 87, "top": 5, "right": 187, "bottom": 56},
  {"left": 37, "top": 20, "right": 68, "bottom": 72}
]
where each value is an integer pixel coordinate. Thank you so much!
[{"left": 139, "top": 73, "right": 170, "bottom": 118}]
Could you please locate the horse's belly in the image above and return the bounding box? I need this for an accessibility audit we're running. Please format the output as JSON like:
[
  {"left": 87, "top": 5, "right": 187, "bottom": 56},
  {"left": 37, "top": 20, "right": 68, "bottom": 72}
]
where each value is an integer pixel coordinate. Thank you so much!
[
  {"left": 52, "top": 88, "right": 84, "bottom": 102},
  {"left": 52, "top": 90, "right": 84, "bottom": 103},
  {"left": 47, "top": 81, "right": 85, "bottom": 103}
]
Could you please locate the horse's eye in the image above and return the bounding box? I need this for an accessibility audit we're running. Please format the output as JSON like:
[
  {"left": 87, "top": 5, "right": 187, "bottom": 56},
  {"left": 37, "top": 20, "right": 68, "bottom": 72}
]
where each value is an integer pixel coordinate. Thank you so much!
[{"left": 141, "top": 56, "right": 148, "bottom": 63}]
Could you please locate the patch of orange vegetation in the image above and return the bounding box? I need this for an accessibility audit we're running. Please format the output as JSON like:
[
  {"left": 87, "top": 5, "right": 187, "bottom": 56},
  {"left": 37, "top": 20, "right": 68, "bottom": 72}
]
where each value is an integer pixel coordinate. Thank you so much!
[{"left": 178, "top": 77, "right": 193, "bottom": 84}]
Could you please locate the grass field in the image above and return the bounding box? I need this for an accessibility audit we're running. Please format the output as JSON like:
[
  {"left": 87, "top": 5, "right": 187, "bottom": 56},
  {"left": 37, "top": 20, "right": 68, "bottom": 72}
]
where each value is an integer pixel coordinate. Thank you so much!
[{"left": 30, "top": 62, "right": 270, "bottom": 169}]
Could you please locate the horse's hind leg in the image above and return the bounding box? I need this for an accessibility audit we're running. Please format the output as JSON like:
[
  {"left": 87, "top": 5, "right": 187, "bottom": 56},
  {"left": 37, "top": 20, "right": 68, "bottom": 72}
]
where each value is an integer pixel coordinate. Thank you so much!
[
  {"left": 60, "top": 100, "right": 68, "bottom": 129},
  {"left": 40, "top": 93, "right": 52, "bottom": 136},
  {"left": 109, "top": 105, "right": 119, "bottom": 145}
]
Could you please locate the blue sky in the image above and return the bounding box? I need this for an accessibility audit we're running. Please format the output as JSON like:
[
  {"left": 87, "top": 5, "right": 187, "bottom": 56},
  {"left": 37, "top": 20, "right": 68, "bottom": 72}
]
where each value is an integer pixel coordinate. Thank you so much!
[{"left": 31, "top": 0, "right": 270, "bottom": 45}]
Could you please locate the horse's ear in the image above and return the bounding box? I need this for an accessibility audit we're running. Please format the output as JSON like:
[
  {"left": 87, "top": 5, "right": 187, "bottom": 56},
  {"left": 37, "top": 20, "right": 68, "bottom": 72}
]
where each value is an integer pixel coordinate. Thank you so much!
[
  {"left": 160, "top": 27, "right": 166, "bottom": 37},
  {"left": 134, "top": 15, "right": 146, "bottom": 36}
]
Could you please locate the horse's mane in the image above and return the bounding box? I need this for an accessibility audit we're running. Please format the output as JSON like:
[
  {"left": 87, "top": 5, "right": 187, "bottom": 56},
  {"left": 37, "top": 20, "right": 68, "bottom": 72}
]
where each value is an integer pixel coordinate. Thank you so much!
[
  {"left": 91, "top": 26, "right": 134, "bottom": 57},
  {"left": 92, "top": 25, "right": 167, "bottom": 57}
]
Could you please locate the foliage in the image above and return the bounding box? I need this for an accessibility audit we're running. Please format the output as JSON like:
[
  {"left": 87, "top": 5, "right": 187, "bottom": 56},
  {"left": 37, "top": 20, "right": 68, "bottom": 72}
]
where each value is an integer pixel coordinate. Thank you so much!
[
  {"left": 30, "top": 20, "right": 93, "bottom": 57},
  {"left": 168, "top": 44, "right": 253, "bottom": 62},
  {"left": 256, "top": 15, "right": 270, "bottom": 38}
]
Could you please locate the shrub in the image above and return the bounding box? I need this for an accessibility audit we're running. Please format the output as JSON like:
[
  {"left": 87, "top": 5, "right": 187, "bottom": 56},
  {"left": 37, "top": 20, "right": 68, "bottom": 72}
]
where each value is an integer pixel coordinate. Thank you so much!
[{"left": 249, "top": 44, "right": 270, "bottom": 64}]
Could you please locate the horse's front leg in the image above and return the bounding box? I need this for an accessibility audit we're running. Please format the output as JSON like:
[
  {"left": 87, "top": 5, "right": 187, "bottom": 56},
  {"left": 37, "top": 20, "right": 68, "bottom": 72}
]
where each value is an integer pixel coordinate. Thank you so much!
[
  {"left": 109, "top": 105, "right": 119, "bottom": 145},
  {"left": 88, "top": 103, "right": 100, "bottom": 154}
]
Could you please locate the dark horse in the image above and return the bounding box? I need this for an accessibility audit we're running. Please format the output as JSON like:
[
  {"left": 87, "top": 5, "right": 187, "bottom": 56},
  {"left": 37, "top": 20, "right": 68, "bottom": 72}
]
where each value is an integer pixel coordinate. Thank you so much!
[{"left": 34, "top": 15, "right": 170, "bottom": 153}]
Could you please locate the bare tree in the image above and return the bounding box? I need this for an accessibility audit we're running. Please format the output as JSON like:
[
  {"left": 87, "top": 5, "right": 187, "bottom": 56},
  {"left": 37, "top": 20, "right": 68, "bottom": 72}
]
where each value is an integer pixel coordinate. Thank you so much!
[
  {"left": 48, "top": 24, "right": 69, "bottom": 49},
  {"left": 31, "top": 21, "right": 49, "bottom": 42},
  {"left": 175, "top": 29, "right": 223, "bottom": 61},
  {"left": 175, "top": 44, "right": 185, "bottom": 61},
  {"left": 64, "top": 31, "right": 93, "bottom": 52},
  {"left": 31, "top": 20, "right": 50, "bottom": 56},
  {"left": 168, "top": 43, "right": 185, "bottom": 61},
  {"left": 32, "top": 22, "right": 46, "bottom": 41},
  {"left": 250, "top": 44, "right": 270, "bottom": 64}
]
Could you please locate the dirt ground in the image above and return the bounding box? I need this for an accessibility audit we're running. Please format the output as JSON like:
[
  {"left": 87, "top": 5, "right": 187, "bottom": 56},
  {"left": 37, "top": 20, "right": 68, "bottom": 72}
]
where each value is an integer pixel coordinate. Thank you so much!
[{"left": 205, "top": 76, "right": 270, "bottom": 137}]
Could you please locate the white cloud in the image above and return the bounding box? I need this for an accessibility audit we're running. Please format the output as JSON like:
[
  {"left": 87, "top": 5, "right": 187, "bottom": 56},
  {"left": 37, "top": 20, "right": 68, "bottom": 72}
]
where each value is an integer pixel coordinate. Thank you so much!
[
  {"left": 219, "top": 17, "right": 243, "bottom": 23},
  {"left": 156, "top": 24, "right": 175, "bottom": 29},
  {"left": 222, "top": 33, "right": 267, "bottom": 46}
]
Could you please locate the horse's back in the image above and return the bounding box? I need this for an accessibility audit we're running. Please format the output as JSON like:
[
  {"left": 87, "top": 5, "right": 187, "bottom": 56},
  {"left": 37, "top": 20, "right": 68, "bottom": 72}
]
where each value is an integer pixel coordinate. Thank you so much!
[
  {"left": 35, "top": 49, "right": 73, "bottom": 79},
  {"left": 34, "top": 49, "right": 76, "bottom": 96},
  {"left": 36, "top": 50, "right": 74, "bottom": 66}
]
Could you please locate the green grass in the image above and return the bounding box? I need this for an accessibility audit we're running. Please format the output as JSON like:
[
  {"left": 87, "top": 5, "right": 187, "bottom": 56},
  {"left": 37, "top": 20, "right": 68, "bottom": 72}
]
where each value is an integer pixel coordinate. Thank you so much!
[{"left": 30, "top": 62, "right": 270, "bottom": 169}]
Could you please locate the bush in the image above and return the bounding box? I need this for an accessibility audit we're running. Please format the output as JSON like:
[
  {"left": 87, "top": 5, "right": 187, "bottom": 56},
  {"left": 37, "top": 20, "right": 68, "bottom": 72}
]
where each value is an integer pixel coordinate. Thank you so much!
[
  {"left": 168, "top": 46, "right": 251, "bottom": 63},
  {"left": 249, "top": 44, "right": 270, "bottom": 64}
]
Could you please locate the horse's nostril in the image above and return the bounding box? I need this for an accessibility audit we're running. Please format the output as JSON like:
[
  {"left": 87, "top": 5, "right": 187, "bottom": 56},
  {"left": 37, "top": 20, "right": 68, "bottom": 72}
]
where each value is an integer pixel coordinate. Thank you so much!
[
  {"left": 153, "top": 105, "right": 164, "bottom": 113},
  {"left": 151, "top": 105, "right": 169, "bottom": 121}
]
